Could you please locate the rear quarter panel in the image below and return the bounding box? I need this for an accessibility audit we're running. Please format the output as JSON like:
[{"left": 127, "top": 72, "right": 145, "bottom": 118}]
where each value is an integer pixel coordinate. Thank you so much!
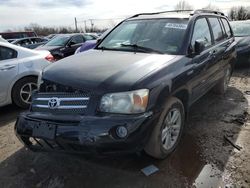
[{"left": 6, "top": 55, "right": 50, "bottom": 105}]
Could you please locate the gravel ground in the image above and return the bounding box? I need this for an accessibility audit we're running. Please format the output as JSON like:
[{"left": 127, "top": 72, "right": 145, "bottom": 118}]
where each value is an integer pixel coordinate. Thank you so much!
[{"left": 0, "top": 68, "right": 249, "bottom": 188}]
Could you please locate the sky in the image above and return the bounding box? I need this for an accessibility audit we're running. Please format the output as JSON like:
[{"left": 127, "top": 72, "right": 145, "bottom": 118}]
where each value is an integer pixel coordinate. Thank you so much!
[{"left": 0, "top": 0, "right": 250, "bottom": 32}]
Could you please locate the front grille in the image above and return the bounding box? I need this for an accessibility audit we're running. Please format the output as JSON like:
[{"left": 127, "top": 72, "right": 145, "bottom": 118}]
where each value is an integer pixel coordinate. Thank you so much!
[{"left": 31, "top": 93, "right": 90, "bottom": 114}]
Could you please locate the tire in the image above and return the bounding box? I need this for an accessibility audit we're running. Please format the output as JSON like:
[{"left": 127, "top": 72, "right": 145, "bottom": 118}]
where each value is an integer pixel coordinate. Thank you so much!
[
  {"left": 144, "top": 97, "right": 185, "bottom": 159},
  {"left": 213, "top": 66, "right": 231, "bottom": 95},
  {"left": 12, "top": 77, "right": 37, "bottom": 109}
]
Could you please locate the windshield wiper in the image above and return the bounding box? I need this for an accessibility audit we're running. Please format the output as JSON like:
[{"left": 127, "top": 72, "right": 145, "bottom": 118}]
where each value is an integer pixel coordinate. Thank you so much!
[{"left": 120, "top": 43, "right": 164, "bottom": 54}]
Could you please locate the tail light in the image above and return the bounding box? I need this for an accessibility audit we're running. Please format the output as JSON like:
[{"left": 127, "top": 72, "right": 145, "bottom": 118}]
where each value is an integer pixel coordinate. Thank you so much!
[{"left": 45, "top": 54, "right": 55, "bottom": 62}]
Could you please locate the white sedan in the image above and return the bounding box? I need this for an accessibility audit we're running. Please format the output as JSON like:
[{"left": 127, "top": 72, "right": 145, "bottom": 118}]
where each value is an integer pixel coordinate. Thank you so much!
[{"left": 0, "top": 41, "right": 54, "bottom": 108}]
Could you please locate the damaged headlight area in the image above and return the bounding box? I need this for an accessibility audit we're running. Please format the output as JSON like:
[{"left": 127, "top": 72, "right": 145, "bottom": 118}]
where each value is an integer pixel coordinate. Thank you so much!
[{"left": 99, "top": 89, "right": 149, "bottom": 114}]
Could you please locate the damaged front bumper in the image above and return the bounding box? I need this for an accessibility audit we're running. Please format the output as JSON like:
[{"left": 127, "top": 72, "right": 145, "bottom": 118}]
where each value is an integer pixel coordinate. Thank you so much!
[{"left": 15, "top": 111, "right": 158, "bottom": 155}]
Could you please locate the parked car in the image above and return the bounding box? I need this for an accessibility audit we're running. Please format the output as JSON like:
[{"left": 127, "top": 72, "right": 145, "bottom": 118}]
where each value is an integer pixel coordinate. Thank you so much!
[
  {"left": 36, "top": 33, "right": 98, "bottom": 60},
  {"left": 15, "top": 10, "right": 236, "bottom": 159},
  {"left": 0, "top": 42, "right": 54, "bottom": 108},
  {"left": 74, "top": 40, "right": 97, "bottom": 54},
  {"left": 231, "top": 20, "right": 250, "bottom": 66},
  {"left": 11, "top": 37, "right": 48, "bottom": 49},
  {"left": 75, "top": 29, "right": 112, "bottom": 54},
  {"left": 0, "top": 31, "right": 37, "bottom": 40}
]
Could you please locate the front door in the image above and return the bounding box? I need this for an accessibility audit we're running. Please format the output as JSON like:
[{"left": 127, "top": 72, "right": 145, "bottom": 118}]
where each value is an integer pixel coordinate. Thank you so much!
[{"left": 189, "top": 17, "right": 214, "bottom": 102}]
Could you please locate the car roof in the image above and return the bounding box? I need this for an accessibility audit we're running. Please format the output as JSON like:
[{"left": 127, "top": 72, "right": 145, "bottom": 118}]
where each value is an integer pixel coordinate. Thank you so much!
[{"left": 12, "top": 37, "right": 43, "bottom": 41}]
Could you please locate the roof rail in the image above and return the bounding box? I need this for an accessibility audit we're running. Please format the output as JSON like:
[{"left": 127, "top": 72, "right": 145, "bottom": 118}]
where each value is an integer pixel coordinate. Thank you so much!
[
  {"left": 129, "top": 10, "right": 193, "bottom": 19},
  {"left": 193, "top": 9, "right": 225, "bottom": 16},
  {"left": 127, "top": 9, "right": 225, "bottom": 20}
]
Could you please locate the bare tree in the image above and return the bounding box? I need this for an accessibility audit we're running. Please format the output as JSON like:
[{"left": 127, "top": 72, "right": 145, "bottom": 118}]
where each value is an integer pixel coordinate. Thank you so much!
[
  {"left": 202, "top": 3, "right": 220, "bottom": 11},
  {"left": 228, "top": 6, "right": 250, "bottom": 21},
  {"left": 175, "top": 0, "right": 193, "bottom": 10}
]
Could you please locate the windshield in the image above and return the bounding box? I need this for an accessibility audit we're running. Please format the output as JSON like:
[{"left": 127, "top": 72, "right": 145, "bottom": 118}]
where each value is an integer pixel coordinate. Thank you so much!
[
  {"left": 45, "top": 35, "right": 70, "bottom": 46},
  {"left": 231, "top": 21, "right": 250, "bottom": 37},
  {"left": 97, "top": 19, "right": 188, "bottom": 54}
]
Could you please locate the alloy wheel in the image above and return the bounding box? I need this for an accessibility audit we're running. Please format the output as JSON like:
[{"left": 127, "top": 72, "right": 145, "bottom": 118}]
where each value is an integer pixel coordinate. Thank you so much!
[
  {"left": 161, "top": 108, "right": 182, "bottom": 150},
  {"left": 20, "top": 83, "right": 37, "bottom": 104}
]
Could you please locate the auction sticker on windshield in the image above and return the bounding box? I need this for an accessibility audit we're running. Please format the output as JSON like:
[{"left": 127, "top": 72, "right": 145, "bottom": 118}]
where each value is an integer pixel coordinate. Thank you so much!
[{"left": 165, "top": 23, "right": 187, "bottom": 30}]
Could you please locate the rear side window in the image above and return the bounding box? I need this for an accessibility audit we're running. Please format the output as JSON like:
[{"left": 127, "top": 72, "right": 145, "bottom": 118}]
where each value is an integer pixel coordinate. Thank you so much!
[
  {"left": 191, "top": 18, "right": 212, "bottom": 48},
  {"left": 221, "top": 18, "right": 232, "bottom": 38},
  {"left": 0, "top": 46, "right": 17, "bottom": 61},
  {"left": 208, "top": 18, "right": 224, "bottom": 42}
]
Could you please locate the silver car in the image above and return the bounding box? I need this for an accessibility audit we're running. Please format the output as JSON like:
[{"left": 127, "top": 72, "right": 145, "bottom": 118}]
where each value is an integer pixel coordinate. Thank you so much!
[{"left": 0, "top": 41, "right": 53, "bottom": 108}]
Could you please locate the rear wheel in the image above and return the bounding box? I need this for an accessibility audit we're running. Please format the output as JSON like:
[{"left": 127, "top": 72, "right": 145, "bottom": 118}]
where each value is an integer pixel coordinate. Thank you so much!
[
  {"left": 213, "top": 66, "right": 231, "bottom": 95},
  {"left": 145, "top": 97, "right": 185, "bottom": 159},
  {"left": 12, "top": 77, "right": 37, "bottom": 109}
]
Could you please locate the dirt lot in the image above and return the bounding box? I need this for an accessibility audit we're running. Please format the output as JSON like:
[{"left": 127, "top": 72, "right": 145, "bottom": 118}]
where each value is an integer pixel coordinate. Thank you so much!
[{"left": 0, "top": 68, "right": 249, "bottom": 188}]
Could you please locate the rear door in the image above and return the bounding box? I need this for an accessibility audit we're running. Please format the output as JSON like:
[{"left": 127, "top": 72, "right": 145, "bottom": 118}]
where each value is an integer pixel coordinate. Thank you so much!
[
  {"left": 220, "top": 18, "right": 235, "bottom": 65},
  {"left": 0, "top": 46, "right": 18, "bottom": 103}
]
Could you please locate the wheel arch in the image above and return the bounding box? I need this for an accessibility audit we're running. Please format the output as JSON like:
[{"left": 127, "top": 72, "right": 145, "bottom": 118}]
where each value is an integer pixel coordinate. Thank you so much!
[
  {"left": 153, "top": 84, "right": 190, "bottom": 117},
  {"left": 172, "top": 88, "right": 190, "bottom": 119}
]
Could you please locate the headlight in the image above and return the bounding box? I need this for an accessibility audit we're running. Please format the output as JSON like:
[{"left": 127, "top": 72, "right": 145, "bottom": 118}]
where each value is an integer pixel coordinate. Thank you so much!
[
  {"left": 37, "top": 71, "right": 43, "bottom": 90},
  {"left": 99, "top": 89, "right": 149, "bottom": 114}
]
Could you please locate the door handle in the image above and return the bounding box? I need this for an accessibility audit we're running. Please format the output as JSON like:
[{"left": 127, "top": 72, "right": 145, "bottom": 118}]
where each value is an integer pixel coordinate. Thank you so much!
[
  {"left": 226, "top": 41, "right": 232, "bottom": 48},
  {"left": 208, "top": 50, "right": 217, "bottom": 60},
  {"left": 0, "top": 64, "right": 16, "bottom": 71}
]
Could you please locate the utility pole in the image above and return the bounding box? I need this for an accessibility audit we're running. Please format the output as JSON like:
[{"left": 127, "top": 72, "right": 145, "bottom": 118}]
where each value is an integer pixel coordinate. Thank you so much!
[
  {"left": 84, "top": 20, "right": 87, "bottom": 32},
  {"left": 74, "top": 17, "right": 78, "bottom": 32},
  {"left": 90, "top": 19, "right": 94, "bottom": 32}
]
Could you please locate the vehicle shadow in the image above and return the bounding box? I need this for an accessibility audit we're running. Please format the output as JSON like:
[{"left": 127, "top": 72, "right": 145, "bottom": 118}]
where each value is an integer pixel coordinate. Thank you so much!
[
  {"left": 0, "top": 105, "right": 23, "bottom": 127},
  {"left": 0, "top": 87, "right": 248, "bottom": 188}
]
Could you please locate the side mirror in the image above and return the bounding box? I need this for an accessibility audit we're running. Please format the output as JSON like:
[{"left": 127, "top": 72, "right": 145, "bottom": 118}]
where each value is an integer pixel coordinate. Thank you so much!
[{"left": 194, "top": 39, "right": 206, "bottom": 55}]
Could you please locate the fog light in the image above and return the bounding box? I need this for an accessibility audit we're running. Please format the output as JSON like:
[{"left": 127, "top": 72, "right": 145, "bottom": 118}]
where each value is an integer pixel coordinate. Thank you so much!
[{"left": 116, "top": 126, "right": 128, "bottom": 138}]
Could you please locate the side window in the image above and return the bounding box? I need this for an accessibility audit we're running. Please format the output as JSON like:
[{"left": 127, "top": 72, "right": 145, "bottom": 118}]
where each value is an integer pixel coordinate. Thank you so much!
[
  {"left": 208, "top": 18, "right": 224, "bottom": 42},
  {"left": 31, "top": 38, "right": 42, "bottom": 43},
  {"left": 71, "top": 35, "right": 84, "bottom": 44},
  {"left": 221, "top": 18, "right": 232, "bottom": 38},
  {"left": 0, "top": 46, "right": 17, "bottom": 61},
  {"left": 18, "top": 39, "right": 31, "bottom": 46},
  {"left": 191, "top": 18, "right": 212, "bottom": 48}
]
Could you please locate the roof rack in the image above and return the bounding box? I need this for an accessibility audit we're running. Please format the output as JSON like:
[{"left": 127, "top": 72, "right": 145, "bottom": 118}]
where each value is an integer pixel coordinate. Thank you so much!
[
  {"left": 128, "top": 9, "right": 225, "bottom": 19},
  {"left": 129, "top": 10, "right": 193, "bottom": 19},
  {"left": 193, "top": 9, "right": 225, "bottom": 16}
]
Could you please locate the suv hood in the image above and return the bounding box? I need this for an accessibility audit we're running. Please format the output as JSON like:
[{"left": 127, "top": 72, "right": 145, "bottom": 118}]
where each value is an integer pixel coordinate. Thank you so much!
[{"left": 43, "top": 49, "right": 176, "bottom": 92}]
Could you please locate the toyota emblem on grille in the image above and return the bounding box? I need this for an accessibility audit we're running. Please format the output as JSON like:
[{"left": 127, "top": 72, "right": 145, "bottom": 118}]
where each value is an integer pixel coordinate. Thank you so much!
[{"left": 48, "top": 97, "right": 60, "bottom": 109}]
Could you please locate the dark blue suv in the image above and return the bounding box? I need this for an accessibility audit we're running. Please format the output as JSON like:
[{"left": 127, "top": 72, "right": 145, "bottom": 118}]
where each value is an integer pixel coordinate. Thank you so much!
[{"left": 15, "top": 10, "right": 236, "bottom": 159}]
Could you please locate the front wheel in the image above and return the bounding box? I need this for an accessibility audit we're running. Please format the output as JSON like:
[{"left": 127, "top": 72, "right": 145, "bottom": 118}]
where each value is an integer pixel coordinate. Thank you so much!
[{"left": 144, "top": 97, "right": 185, "bottom": 159}]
